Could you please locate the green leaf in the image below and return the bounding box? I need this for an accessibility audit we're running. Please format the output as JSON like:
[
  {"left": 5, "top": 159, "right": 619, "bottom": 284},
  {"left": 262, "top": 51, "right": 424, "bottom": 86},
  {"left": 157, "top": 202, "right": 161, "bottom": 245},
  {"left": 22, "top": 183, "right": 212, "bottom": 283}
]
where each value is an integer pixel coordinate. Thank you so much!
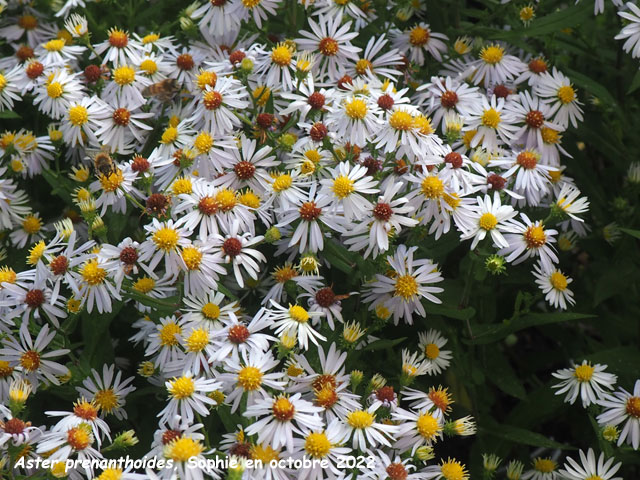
[
  {"left": 425, "top": 303, "right": 476, "bottom": 321},
  {"left": 81, "top": 302, "right": 123, "bottom": 365},
  {"left": 563, "top": 67, "right": 618, "bottom": 109},
  {"left": 480, "top": 420, "right": 576, "bottom": 450},
  {"left": 0, "top": 110, "right": 20, "bottom": 119},
  {"left": 362, "top": 337, "right": 407, "bottom": 351},
  {"left": 467, "top": 312, "right": 596, "bottom": 345},
  {"left": 484, "top": 348, "right": 526, "bottom": 399},
  {"left": 620, "top": 227, "right": 640, "bottom": 240}
]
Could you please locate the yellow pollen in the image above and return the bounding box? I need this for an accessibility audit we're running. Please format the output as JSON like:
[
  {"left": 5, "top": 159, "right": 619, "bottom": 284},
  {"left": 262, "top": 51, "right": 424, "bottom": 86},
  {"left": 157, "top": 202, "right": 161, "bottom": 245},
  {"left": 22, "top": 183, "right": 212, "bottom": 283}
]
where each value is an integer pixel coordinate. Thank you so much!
[
  {"left": 425, "top": 343, "right": 440, "bottom": 359},
  {"left": 524, "top": 225, "right": 546, "bottom": 248},
  {"left": 197, "top": 70, "right": 217, "bottom": 90},
  {"left": 68, "top": 105, "right": 89, "bottom": 126},
  {"left": 272, "top": 173, "right": 293, "bottom": 192},
  {"left": 409, "top": 26, "right": 430, "bottom": 47},
  {"left": 273, "top": 265, "right": 297, "bottom": 283},
  {"left": 550, "top": 271, "right": 568, "bottom": 291},
  {"left": 479, "top": 213, "right": 498, "bottom": 231},
  {"left": 332, "top": 175, "right": 355, "bottom": 199},
  {"left": 143, "top": 33, "right": 160, "bottom": 44},
  {"left": 99, "top": 169, "right": 124, "bottom": 193},
  {"left": 216, "top": 189, "right": 237, "bottom": 211},
  {"left": 557, "top": 85, "right": 576, "bottom": 104},
  {"left": 133, "top": 276, "right": 155, "bottom": 293},
  {"left": 201, "top": 302, "right": 220, "bottom": 320},
  {"left": 252, "top": 86, "right": 271, "bottom": 107},
  {"left": 113, "top": 66, "right": 135, "bottom": 86},
  {"left": 165, "top": 437, "right": 203, "bottom": 462},
  {"left": 481, "top": 108, "right": 501, "bottom": 128},
  {"left": 153, "top": 227, "right": 180, "bottom": 251},
  {"left": 139, "top": 59, "right": 158, "bottom": 74},
  {"left": 440, "top": 460, "right": 467, "bottom": 480},
  {"left": 389, "top": 110, "right": 414, "bottom": 131},
  {"left": 44, "top": 39, "right": 65, "bottom": 51},
  {"left": 172, "top": 177, "right": 193, "bottom": 194},
  {"left": 421, "top": 176, "right": 444, "bottom": 199},
  {"left": 161, "top": 126, "right": 178, "bottom": 144},
  {"left": 480, "top": 45, "right": 505, "bottom": 65},
  {"left": 0, "top": 267, "right": 17, "bottom": 286},
  {"left": 96, "top": 468, "right": 123, "bottom": 480},
  {"left": 346, "top": 410, "right": 374, "bottom": 429},
  {"left": 67, "top": 426, "right": 91, "bottom": 451},
  {"left": 27, "top": 241, "right": 46, "bottom": 265},
  {"left": 416, "top": 413, "right": 440, "bottom": 439},
  {"left": 533, "top": 458, "right": 556, "bottom": 473},
  {"left": 289, "top": 305, "right": 310, "bottom": 323},
  {"left": 159, "top": 322, "right": 182, "bottom": 346},
  {"left": 194, "top": 132, "right": 213, "bottom": 153},
  {"left": 22, "top": 215, "right": 42, "bottom": 234},
  {"left": 81, "top": 259, "right": 107, "bottom": 286},
  {"left": 186, "top": 329, "right": 209, "bottom": 352},
  {"left": 181, "top": 246, "right": 203, "bottom": 271},
  {"left": 394, "top": 274, "right": 418, "bottom": 299},
  {"left": 242, "top": 0, "right": 261, "bottom": 7},
  {"left": 355, "top": 58, "right": 373, "bottom": 75},
  {"left": 574, "top": 364, "right": 595, "bottom": 382},
  {"left": 47, "top": 82, "right": 63, "bottom": 98},
  {"left": 0, "top": 75, "right": 7, "bottom": 92},
  {"left": 271, "top": 44, "right": 293, "bottom": 66},
  {"left": 94, "top": 389, "right": 119, "bottom": 413},
  {"left": 20, "top": 350, "right": 41, "bottom": 371},
  {"left": 344, "top": 98, "right": 368, "bottom": 120},
  {"left": 237, "top": 366, "right": 263, "bottom": 390},
  {"left": 168, "top": 376, "right": 195, "bottom": 399},
  {"left": 541, "top": 127, "right": 560, "bottom": 144},
  {"left": 250, "top": 444, "right": 280, "bottom": 463},
  {"left": 305, "top": 432, "right": 331, "bottom": 458}
]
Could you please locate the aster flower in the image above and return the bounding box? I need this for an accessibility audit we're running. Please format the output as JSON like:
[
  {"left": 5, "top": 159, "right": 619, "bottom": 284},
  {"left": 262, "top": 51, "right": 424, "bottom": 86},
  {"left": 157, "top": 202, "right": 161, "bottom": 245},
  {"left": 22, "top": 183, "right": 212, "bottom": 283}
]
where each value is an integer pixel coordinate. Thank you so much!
[
  {"left": 460, "top": 192, "right": 517, "bottom": 249},
  {"left": 558, "top": 449, "right": 622, "bottom": 480},
  {"left": 158, "top": 372, "right": 222, "bottom": 424},
  {"left": 535, "top": 67, "right": 584, "bottom": 128},
  {"left": 391, "top": 23, "right": 448, "bottom": 65},
  {"left": 76, "top": 364, "right": 136, "bottom": 420},
  {"left": 473, "top": 43, "right": 525, "bottom": 87},
  {"left": 265, "top": 300, "right": 326, "bottom": 350},
  {"left": 319, "top": 161, "right": 379, "bottom": 221},
  {"left": 532, "top": 261, "right": 575, "bottom": 310},
  {"left": 552, "top": 360, "right": 617, "bottom": 407},
  {"left": 597, "top": 379, "right": 640, "bottom": 450}
]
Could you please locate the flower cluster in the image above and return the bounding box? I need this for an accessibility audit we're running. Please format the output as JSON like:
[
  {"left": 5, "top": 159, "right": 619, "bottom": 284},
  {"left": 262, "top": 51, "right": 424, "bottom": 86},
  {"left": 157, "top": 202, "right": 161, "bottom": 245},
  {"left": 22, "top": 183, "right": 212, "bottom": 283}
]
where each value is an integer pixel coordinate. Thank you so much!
[{"left": 0, "top": 0, "right": 632, "bottom": 478}]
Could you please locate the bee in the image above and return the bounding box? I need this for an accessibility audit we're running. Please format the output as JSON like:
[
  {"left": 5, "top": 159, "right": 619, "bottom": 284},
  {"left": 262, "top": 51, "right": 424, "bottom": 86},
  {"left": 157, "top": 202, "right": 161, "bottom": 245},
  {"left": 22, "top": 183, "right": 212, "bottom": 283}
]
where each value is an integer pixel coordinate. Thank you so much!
[
  {"left": 142, "top": 78, "right": 180, "bottom": 103},
  {"left": 87, "top": 145, "right": 117, "bottom": 178}
]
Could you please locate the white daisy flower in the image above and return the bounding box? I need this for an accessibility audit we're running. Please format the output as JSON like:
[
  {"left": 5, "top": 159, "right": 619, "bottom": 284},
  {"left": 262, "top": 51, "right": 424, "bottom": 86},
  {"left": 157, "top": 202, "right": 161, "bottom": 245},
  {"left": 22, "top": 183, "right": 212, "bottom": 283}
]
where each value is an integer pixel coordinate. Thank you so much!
[
  {"left": 60, "top": 95, "right": 108, "bottom": 147},
  {"left": 597, "top": 379, "right": 640, "bottom": 450},
  {"left": 460, "top": 192, "right": 517, "bottom": 249},
  {"left": 342, "top": 406, "right": 398, "bottom": 450},
  {"left": 473, "top": 43, "right": 525, "bottom": 87},
  {"left": 46, "top": 398, "right": 111, "bottom": 447},
  {"left": 93, "top": 27, "right": 142, "bottom": 66},
  {"left": 616, "top": 2, "right": 640, "bottom": 58},
  {"left": 535, "top": 67, "right": 584, "bottom": 128},
  {"left": 499, "top": 214, "right": 558, "bottom": 271},
  {"left": 532, "top": 261, "right": 575, "bottom": 310},
  {"left": 552, "top": 360, "right": 617, "bottom": 407},
  {"left": 391, "top": 23, "right": 448, "bottom": 65},
  {"left": 32, "top": 68, "right": 84, "bottom": 119},
  {"left": 417, "top": 329, "right": 452, "bottom": 375},
  {"left": 319, "top": 161, "right": 379, "bottom": 221},
  {"left": 158, "top": 373, "right": 221, "bottom": 424},
  {"left": 464, "top": 94, "right": 519, "bottom": 152},
  {"left": 189, "top": 77, "right": 249, "bottom": 135},
  {"left": 266, "top": 300, "right": 326, "bottom": 350},
  {"left": 76, "top": 364, "right": 136, "bottom": 420},
  {"left": 327, "top": 93, "right": 382, "bottom": 147},
  {"left": 0, "top": 65, "right": 22, "bottom": 111},
  {"left": 559, "top": 448, "right": 622, "bottom": 480}
]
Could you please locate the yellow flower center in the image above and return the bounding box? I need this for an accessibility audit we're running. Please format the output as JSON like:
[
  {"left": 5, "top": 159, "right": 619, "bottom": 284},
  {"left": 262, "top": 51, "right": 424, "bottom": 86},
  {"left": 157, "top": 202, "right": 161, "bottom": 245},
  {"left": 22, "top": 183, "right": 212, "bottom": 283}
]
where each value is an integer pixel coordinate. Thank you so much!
[
  {"left": 168, "top": 376, "right": 195, "bottom": 399},
  {"left": 250, "top": 445, "right": 279, "bottom": 463},
  {"left": 186, "top": 329, "right": 209, "bottom": 352},
  {"left": 440, "top": 460, "right": 467, "bottom": 480},
  {"left": 172, "top": 177, "right": 193, "bottom": 194},
  {"left": 27, "top": 241, "right": 46, "bottom": 265},
  {"left": 161, "top": 126, "right": 178, "bottom": 144},
  {"left": 159, "top": 322, "right": 182, "bottom": 346},
  {"left": 153, "top": 227, "right": 179, "bottom": 251},
  {"left": 305, "top": 432, "right": 331, "bottom": 458},
  {"left": 0, "top": 267, "right": 17, "bottom": 285},
  {"left": 67, "top": 426, "right": 91, "bottom": 451},
  {"left": 574, "top": 364, "right": 595, "bottom": 382},
  {"left": 113, "top": 66, "right": 135, "bottom": 86},
  {"left": 20, "top": 350, "right": 41, "bottom": 371},
  {"left": 271, "top": 44, "right": 293, "bottom": 66},
  {"left": 344, "top": 98, "right": 368, "bottom": 120},
  {"left": 479, "top": 213, "right": 498, "bottom": 231},
  {"left": 346, "top": 410, "right": 374, "bottom": 429},
  {"left": 332, "top": 175, "right": 355, "bottom": 199},
  {"left": 143, "top": 33, "right": 160, "bottom": 44},
  {"left": 68, "top": 105, "right": 89, "bottom": 126},
  {"left": 94, "top": 389, "right": 119, "bottom": 413},
  {"left": 557, "top": 85, "right": 576, "bottom": 104},
  {"left": 541, "top": 127, "right": 560, "bottom": 144},
  {"left": 182, "top": 246, "right": 203, "bottom": 270},
  {"left": 216, "top": 189, "right": 237, "bottom": 211},
  {"left": 165, "top": 437, "right": 203, "bottom": 462},
  {"left": 139, "top": 59, "right": 158, "bottom": 74},
  {"left": 99, "top": 169, "right": 124, "bottom": 193},
  {"left": 201, "top": 302, "right": 220, "bottom": 320},
  {"left": 524, "top": 225, "right": 546, "bottom": 248},
  {"left": 273, "top": 265, "right": 297, "bottom": 283},
  {"left": 394, "top": 274, "right": 418, "bottom": 299},
  {"left": 133, "top": 276, "right": 156, "bottom": 294},
  {"left": 584, "top": 477, "right": 603, "bottom": 480},
  {"left": 550, "top": 271, "right": 568, "bottom": 291},
  {"left": 480, "top": 45, "right": 504, "bottom": 65},
  {"left": 194, "top": 132, "right": 213, "bottom": 153},
  {"left": 272, "top": 174, "right": 293, "bottom": 192},
  {"left": 47, "top": 81, "right": 63, "bottom": 98},
  {"left": 0, "top": 75, "right": 6, "bottom": 92},
  {"left": 242, "top": 0, "right": 261, "bottom": 7},
  {"left": 533, "top": 458, "right": 556, "bottom": 473},
  {"left": 196, "top": 70, "right": 217, "bottom": 90},
  {"left": 252, "top": 86, "right": 271, "bottom": 107},
  {"left": 237, "top": 366, "right": 263, "bottom": 391},
  {"left": 409, "top": 26, "right": 430, "bottom": 47},
  {"left": 289, "top": 305, "right": 310, "bottom": 323},
  {"left": 481, "top": 108, "right": 501, "bottom": 128},
  {"left": 81, "top": 259, "right": 107, "bottom": 286},
  {"left": 96, "top": 468, "right": 123, "bottom": 480},
  {"left": 272, "top": 396, "right": 296, "bottom": 421},
  {"left": 416, "top": 413, "right": 440, "bottom": 439},
  {"left": 44, "top": 39, "right": 65, "bottom": 51},
  {"left": 389, "top": 110, "right": 414, "bottom": 131},
  {"left": 425, "top": 343, "right": 440, "bottom": 359},
  {"left": 22, "top": 215, "right": 42, "bottom": 234},
  {"left": 421, "top": 176, "right": 444, "bottom": 199}
]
